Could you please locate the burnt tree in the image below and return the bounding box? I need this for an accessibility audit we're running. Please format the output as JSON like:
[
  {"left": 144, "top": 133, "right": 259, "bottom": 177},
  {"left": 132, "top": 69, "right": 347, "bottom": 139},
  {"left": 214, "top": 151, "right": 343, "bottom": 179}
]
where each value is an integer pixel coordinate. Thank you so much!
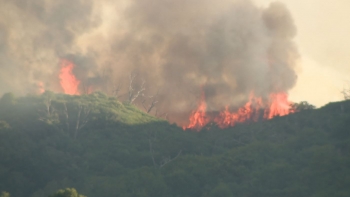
[{"left": 127, "top": 73, "right": 145, "bottom": 104}]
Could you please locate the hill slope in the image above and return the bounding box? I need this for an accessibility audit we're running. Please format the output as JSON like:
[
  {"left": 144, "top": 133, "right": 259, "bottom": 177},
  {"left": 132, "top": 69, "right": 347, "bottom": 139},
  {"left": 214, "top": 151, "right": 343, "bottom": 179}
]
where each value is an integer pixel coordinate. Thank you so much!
[{"left": 0, "top": 92, "right": 350, "bottom": 197}]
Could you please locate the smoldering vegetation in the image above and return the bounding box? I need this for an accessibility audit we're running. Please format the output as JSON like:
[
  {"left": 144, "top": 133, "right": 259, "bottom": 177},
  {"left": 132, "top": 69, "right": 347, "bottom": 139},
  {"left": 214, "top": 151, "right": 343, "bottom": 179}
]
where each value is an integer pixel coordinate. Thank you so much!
[{"left": 0, "top": 0, "right": 299, "bottom": 123}]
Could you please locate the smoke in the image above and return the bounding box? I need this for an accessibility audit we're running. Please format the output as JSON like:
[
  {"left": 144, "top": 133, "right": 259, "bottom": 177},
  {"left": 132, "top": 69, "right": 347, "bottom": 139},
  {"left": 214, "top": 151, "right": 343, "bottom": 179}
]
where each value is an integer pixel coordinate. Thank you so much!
[
  {"left": 0, "top": 0, "right": 299, "bottom": 124},
  {"left": 0, "top": 0, "right": 100, "bottom": 93}
]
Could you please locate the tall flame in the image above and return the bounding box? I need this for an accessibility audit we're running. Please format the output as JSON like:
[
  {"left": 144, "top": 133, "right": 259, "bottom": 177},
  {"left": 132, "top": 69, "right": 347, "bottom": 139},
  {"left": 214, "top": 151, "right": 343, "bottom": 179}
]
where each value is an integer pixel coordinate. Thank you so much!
[
  {"left": 264, "top": 93, "right": 293, "bottom": 119},
  {"left": 59, "top": 59, "right": 80, "bottom": 95},
  {"left": 183, "top": 91, "right": 210, "bottom": 131},
  {"left": 184, "top": 91, "right": 294, "bottom": 130}
]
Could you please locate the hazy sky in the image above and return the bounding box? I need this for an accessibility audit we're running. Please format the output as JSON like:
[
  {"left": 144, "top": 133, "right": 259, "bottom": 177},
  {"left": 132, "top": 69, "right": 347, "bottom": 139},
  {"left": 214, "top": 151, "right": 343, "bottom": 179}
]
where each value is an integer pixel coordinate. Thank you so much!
[{"left": 255, "top": 0, "right": 350, "bottom": 106}]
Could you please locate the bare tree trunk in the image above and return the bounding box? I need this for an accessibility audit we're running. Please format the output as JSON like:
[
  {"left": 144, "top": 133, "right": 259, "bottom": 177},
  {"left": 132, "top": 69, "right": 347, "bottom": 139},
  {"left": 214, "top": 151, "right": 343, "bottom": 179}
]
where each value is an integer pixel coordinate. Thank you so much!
[
  {"left": 39, "top": 96, "right": 56, "bottom": 122},
  {"left": 74, "top": 105, "right": 82, "bottom": 139},
  {"left": 159, "top": 150, "right": 182, "bottom": 168},
  {"left": 149, "top": 139, "right": 158, "bottom": 169},
  {"left": 128, "top": 73, "right": 146, "bottom": 104},
  {"left": 44, "top": 98, "right": 52, "bottom": 116},
  {"left": 63, "top": 102, "right": 70, "bottom": 132},
  {"left": 128, "top": 74, "right": 135, "bottom": 102},
  {"left": 74, "top": 104, "right": 91, "bottom": 140}
]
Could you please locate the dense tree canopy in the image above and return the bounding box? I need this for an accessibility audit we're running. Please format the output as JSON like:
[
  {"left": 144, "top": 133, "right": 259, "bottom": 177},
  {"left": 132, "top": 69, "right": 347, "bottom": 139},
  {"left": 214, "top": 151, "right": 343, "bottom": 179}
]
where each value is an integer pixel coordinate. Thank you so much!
[
  {"left": 0, "top": 92, "right": 349, "bottom": 197},
  {"left": 0, "top": 192, "right": 10, "bottom": 197},
  {"left": 49, "top": 188, "right": 86, "bottom": 197}
]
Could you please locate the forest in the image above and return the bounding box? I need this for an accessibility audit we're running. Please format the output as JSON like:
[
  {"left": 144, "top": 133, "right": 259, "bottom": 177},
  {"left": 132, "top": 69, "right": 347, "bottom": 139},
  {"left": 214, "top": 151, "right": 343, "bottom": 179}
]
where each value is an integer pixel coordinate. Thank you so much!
[{"left": 0, "top": 91, "right": 349, "bottom": 197}]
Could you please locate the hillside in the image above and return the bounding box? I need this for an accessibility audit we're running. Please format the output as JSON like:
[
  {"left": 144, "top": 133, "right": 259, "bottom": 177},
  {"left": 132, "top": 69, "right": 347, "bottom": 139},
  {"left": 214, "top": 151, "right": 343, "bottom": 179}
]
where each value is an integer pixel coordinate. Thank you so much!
[{"left": 0, "top": 92, "right": 350, "bottom": 197}]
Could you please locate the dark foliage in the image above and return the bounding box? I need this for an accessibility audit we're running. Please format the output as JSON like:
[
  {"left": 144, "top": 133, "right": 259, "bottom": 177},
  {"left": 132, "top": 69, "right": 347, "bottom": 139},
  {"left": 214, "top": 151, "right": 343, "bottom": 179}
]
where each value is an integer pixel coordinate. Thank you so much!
[{"left": 0, "top": 92, "right": 350, "bottom": 197}]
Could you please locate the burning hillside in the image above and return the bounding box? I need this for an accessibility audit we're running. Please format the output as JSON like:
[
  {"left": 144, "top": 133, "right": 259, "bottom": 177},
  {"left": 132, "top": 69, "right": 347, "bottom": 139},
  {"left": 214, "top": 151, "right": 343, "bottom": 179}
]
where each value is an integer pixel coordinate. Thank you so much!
[
  {"left": 0, "top": 0, "right": 299, "bottom": 128},
  {"left": 184, "top": 91, "right": 294, "bottom": 130}
]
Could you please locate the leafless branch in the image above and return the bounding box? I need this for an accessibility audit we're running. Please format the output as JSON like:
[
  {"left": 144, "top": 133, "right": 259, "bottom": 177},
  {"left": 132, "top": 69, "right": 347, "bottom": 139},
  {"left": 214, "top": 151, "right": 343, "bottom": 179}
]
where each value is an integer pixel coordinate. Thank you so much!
[
  {"left": 128, "top": 74, "right": 136, "bottom": 102},
  {"left": 148, "top": 130, "right": 181, "bottom": 169},
  {"left": 128, "top": 74, "right": 146, "bottom": 104},
  {"left": 159, "top": 150, "right": 182, "bottom": 168},
  {"left": 38, "top": 96, "right": 56, "bottom": 122},
  {"left": 142, "top": 90, "right": 159, "bottom": 113},
  {"left": 341, "top": 87, "right": 350, "bottom": 100}
]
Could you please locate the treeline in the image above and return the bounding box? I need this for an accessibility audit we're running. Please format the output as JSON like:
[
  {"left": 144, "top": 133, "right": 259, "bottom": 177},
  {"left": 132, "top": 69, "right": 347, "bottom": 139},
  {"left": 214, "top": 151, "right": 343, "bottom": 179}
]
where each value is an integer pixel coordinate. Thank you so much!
[{"left": 0, "top": 92, "right": 349, "bottom": 197}]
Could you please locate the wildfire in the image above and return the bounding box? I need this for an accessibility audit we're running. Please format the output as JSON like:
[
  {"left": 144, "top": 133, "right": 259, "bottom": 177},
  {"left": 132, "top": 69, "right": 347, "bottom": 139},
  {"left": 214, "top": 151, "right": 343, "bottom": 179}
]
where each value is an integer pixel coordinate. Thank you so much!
[
  {"left": 264, "top": 93, "right": 293, "bottom": 119},
  {"left": 184, "top": 91, "right": 294, "bottom": 130},
  {"left": 59, "top": 59, "right": 80, "bottom": 95},
  {"left": 183, "top": 92, "right": 210, "bottom": 130},
  {"left": 215, "top": 93, "right": 264, "bottom": 128}
]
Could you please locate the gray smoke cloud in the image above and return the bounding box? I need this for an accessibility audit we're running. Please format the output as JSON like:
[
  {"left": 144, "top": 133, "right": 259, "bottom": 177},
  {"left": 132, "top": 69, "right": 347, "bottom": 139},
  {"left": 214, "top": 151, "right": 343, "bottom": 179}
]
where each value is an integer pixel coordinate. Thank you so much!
[
  {"left": 0, "top": 0, "right": 100, "bottom": 93},
  {"left": 0, "top": 0, "right": 299, "bottom": 124}
]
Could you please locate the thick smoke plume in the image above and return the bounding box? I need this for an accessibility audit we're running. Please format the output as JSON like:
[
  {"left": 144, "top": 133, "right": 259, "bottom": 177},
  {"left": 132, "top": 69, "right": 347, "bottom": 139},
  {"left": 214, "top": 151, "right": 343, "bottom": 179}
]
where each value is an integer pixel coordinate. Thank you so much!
[{"left": 0, "top": 0, "right": 299, "bottom": 125}]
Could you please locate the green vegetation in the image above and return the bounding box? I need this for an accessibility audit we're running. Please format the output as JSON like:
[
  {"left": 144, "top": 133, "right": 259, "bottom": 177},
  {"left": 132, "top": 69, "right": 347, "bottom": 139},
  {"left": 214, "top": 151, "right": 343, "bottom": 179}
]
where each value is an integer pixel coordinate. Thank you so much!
[
  {"left": 0, "top": 191, "right": 10, "bottom": 197},
  {"left": 49, "top": 188, "right": 86, "bottom": 197},
  {"left": 0, "top": 92, "right": 349, "bottom": 197}
]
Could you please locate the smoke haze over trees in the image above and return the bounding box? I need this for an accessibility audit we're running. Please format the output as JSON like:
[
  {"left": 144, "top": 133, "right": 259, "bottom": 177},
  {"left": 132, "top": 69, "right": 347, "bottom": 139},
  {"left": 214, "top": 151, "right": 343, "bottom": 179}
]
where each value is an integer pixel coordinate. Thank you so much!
[
  {"left": 1, "top": 2, "right": 349, "bottom": 196},
  {"left": 0, "top": 0, "right": 299, "bottom": 124}
]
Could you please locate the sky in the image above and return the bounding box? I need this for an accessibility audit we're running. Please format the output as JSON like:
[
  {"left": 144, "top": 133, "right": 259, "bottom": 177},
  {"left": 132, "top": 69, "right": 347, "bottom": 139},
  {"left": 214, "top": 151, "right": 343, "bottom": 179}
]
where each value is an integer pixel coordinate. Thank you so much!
[{"left": 255, "top": 0, "right": 350, "bottom": 107}]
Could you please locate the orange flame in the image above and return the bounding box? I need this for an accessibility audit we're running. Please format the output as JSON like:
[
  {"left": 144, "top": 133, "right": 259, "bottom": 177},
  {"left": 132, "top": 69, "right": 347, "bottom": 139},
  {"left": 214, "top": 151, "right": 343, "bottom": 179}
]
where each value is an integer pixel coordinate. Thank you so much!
[
  {"left": 59, "top": 59, "right": 80, "bottom": 95},
  {"left": 183, "top": 91, "right": 210, "bottom": 131},
  {"left": 215, "top": 92, "right": 263, "bottom": 128},
  {"left": 183, "top": 91, "right": 294, "bottom": 130},
  {"left": 264, "top": 92, "right": 293, "bottom": 119}
]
